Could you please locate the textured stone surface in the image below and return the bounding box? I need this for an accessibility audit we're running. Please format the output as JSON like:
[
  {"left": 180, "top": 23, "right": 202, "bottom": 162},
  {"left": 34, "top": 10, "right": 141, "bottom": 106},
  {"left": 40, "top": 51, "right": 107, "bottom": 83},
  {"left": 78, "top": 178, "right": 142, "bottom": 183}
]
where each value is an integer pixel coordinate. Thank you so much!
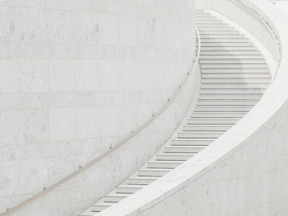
[{"left": 0, "top": 0, "right": 196, "bottom": 215}]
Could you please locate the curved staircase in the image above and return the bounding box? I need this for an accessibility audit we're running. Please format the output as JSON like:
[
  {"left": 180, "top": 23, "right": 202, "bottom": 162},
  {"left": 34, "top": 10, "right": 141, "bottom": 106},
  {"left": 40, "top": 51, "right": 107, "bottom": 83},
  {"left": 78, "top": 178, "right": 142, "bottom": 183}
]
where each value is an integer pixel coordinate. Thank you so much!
[{"left": 79, "top": 10, "right": 271, "bottom": 216}]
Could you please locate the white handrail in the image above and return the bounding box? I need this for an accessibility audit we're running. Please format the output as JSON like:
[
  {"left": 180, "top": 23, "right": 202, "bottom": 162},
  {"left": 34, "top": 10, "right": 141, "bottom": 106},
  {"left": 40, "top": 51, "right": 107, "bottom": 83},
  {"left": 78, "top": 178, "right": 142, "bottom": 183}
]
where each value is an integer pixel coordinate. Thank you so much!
[{"left": 1, "top": 26, "right": 201, "bottom": 216}]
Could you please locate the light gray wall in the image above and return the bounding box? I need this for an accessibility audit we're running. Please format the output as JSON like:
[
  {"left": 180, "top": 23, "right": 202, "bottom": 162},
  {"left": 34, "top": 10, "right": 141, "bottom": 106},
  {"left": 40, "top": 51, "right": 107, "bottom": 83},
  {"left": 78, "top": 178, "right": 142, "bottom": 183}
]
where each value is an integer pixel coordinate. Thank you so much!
[{"left": 0, "top": 0, "right": 196, "bottom": 215}]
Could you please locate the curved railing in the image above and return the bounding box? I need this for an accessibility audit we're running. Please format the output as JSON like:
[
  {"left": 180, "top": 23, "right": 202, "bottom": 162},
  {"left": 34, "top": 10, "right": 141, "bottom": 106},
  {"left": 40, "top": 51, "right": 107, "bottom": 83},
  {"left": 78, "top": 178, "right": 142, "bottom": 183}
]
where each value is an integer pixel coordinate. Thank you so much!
[{"left": 1, "top": 27, "right": 201, "bottom": 216}]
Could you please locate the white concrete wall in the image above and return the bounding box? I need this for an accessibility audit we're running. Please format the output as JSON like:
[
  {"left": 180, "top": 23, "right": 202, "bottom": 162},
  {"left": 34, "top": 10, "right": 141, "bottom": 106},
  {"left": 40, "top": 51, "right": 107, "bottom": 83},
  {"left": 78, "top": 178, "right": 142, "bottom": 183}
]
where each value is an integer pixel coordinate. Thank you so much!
[{"left": 0, "top": 0, "right": 196, "bottom": 215}]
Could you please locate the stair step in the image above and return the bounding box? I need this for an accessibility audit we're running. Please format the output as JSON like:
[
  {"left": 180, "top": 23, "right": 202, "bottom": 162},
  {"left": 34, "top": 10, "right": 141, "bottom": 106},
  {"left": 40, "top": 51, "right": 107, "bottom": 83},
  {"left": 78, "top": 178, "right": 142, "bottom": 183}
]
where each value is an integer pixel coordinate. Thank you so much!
[
  {"left": 200, "top": 34, "right": 245, "bottom": 39},
  {"left": 187, "top": 117, "right": 239, "bottom": 124},
  {"left": 196, "top": 20, "right": 224, "bottom": 24},
  {"left": 196, "top": 13, "right": 214, "bottom": 16},
  {"left": 199, "top": 94, "right": 262, "bottom": 100},
  {"left": 201, "top": 38, "right": 249, "bottom": 42},
  {"left": 138, "top": 169, "right": 170, "bottom": 177},
  {"left": 79, "top": 208, "right": 101, "bottom": 215},
  {"left": 191, "top": 112, "right": 247, "bottom": 118},
  {"left": 198, "top": 31, "right": 240, "bottom": 35},
  {"left": 199, "top": 46, "right": 257, "bottom": 51},
  {"left": 196, "top": 19, "right": 224, "bottom": 23},
  {"left": 196, "top": 16, "right": 216, "bottom": 19},
  {"left": 201, "top": 78, "right": 270, "bottom": 84},
  {"left": 201, "top": 83, "right": 268, "bottom": 88},
  {"left": 200, "top": 88, "right": 266, "bottom": 94},
  {"left": 116, "top": 185, "right": 143, "bottom": 194},
  {"left": 202, "top": 73, "right": 270, "bottom": 78},
  {"left": 194, "top": 106, "right": 253, "bottom": 112},
  {"left": 199, "top": 27, "right": 236, "bottom": 31},
  {"left": 200, "top": 43, "right": 254, "bottom": 47},
  {"left": 164, "top": 146, "right": 206, "bottom": 153},
  {"left": 197, "top": 100, "right": 258, "bottom": 106},
  {"left": 200, "top": 50, "right": 261, "bottom": 55},
  {"left": 199, "top": 27, "right": 235, "bottom": 31},
  {"left": 196, "top": 22, "right": 228, "bottom": 29},
  {"left": 201, "top": 68, "right": 269, "bottom": 73},
  {"left": 182, "top": 125, "right": 231, "bottom": 132},
  {"left": 156, "top": 153, "right": 194, "bottom": 161},
  {"left": 126, "top": 177, "right": 158, "bottom": 185},
  {"left": 200, "top": 59, "right": 265, "bottom": 64},
  {"left": 147, "top": 161, "right": 181, "bottom": 169},
  {"left": 103, "top": 194, "right": 128, "bottom": 203},
  {"left": 177, "top": 132, "right": 223, "bottom": 139},
  {"left": 200, "top": 55, "right": 263, "bottom": 60},
  {"left": 201, "top": 64, "right": 268, "bottom": 69},
  {"left": 171, "top": 139, "right": 213, "bottom": 146},
  {"left": 91, "top": 203, "right": 112, "bottom": 212}
]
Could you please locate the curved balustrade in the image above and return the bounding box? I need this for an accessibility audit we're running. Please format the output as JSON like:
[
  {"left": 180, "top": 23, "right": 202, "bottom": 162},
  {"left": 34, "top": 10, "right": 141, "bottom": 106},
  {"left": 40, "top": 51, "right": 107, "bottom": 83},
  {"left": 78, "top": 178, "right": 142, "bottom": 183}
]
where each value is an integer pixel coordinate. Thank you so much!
[{"left": 0, "top": 28, "right": 201, "bottom": 216}]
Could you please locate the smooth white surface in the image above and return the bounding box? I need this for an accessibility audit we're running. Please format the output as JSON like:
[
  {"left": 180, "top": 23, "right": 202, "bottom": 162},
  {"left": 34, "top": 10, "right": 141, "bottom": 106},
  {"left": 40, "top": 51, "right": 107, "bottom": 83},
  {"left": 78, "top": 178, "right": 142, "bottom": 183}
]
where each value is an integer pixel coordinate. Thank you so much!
[{"left": 0, "top": 1, "right": 196, "bottom": 215}]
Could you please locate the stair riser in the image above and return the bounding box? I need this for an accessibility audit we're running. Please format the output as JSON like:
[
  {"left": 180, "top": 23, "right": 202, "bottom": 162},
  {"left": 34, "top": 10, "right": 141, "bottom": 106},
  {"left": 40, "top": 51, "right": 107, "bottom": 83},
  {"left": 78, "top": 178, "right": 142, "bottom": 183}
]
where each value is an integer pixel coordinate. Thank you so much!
[
  {"left": 91, "top": 205, "right": 110, "bottom": 212},
  {"left": 138, "top": 170, "right": 169, "bottom": 177},
  {"left": 197, "top": 23, "right": 228, "bottom": 26},
  {"left": 116, "top": 187, "right": 142, "bottom": 194},
  {"left": 198, "top": 95, "right": 262, "bottom": 100},
  {"left": 201, "top": 69, "right": 269, "bottom": 73},
  {"left": 200, "top": 39, "right": 249, "bottom": 43},
  {"left": 183, "top": 125, "right": 231, "bottom": 130},
  {"left": 164, "top": 147, "right": 205, "bottom": 153},
  {"left": 199, "top": 29, "right": 236, "bottom": 32},
  {"left": 156, "top": 155, "right": 193, "bottom": 161},
  {"left": 103, "top": 197, "right": 126, "bottom": 203},
  {"left": 199, "top": 29, "right": 236, "bottom": 33},
  {"left": 201, "top": 85, "right": 268, "bottom": 89},
  {"left": 201, "top": 41, "right": 253, "bottom": 48},
  {"left": 202, "top": 74, "right": 270, "bottom": 78},
  {"left": 200, "top": 55, "right": 263, "bottom": 59},
  {"left": 200, "top": 35, "right": 245, "bottom": 39},
  {"left": 199, "top": 32, "right": 240, "bottom": 35},
  {"left": 196, "top": 14, "right": 215, "bottom": 17},
  {"left": 200, "top": 89, "right": 266, "bottom": 94},
  {"left": 201, "top": 83, "right": 268, "bottom": 88},
  {"left": 196, "top": 20, "right": 223, "bottom": 23},
  {"left": 194, "top": 106, "right": 253, "bottom": 112},
  {"left": 197, "top": 101, "right": 258, "bottom": 106},
  {"left": 200, "top": 59, "right": 265, "bottom": 64},
  {"left": 191, "top": 112, "right": 247, "bottom": 117},
  {"left": 188, "top": 118, "right": 238, "bottom": 125},
  {"left": 126, "top": 179, "right": 156, "bottom": 185},
  {"left": 171, "top": 139, "right": 213, "bottom": 145},
  {"left": 200, "top": 51, "right": 261, "bottom": 55},
  {"left": 199, "top": 47, "right": 257, "bottom": 51},
  {"left": 147, "top": 162, "right": 181, "bottom": 169},
  {"left": 201, "top": 65, "right": 267, "bottom": 69},
  {"left": 202, "top": 79, "right": 270, "bottom": 84},
  {"left": 177, "top": 133, "right": 222, "bottom": 139}
]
